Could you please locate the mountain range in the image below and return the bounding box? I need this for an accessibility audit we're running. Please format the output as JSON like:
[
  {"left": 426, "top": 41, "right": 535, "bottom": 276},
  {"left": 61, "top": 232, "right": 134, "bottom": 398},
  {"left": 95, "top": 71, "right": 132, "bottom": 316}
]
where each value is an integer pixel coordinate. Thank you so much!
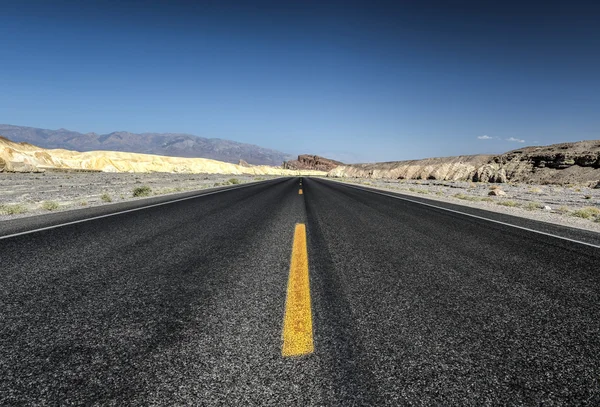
[{"left": 0, "top": 124, "right": 292, "bottom": 166}]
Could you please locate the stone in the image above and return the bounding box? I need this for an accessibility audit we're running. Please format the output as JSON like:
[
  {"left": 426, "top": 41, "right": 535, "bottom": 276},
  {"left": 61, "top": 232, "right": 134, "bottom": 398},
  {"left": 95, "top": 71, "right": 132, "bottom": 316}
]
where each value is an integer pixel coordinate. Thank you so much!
[{"left": 488, "top": 189, "right": 507, "bottom": 196}]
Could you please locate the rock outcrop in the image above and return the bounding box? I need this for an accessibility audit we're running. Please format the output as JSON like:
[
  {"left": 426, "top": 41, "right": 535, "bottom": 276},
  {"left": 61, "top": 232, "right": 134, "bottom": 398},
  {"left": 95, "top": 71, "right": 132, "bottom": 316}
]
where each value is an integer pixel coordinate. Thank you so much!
[
  {"left": 328, "top": 155, "right": 493, "bottom": 181},
  {"left": 283, "top": 155, "right": 343, "bottom": 172},
  {"left": 0, "top": 137, "right": 326, "bottom": 176},
  {"left": 482, "top": 141, "right": 600, "bottom": 185},
  {"left": 327, "top": 140, "right": 600, "bottom": 186}
]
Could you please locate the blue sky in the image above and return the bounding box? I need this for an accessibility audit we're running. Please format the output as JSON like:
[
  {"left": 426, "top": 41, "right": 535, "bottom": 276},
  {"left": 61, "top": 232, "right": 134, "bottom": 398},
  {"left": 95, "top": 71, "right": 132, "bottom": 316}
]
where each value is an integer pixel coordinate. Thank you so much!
[{"left": 1, "top": 0, "right": 599, "bottom": 163}]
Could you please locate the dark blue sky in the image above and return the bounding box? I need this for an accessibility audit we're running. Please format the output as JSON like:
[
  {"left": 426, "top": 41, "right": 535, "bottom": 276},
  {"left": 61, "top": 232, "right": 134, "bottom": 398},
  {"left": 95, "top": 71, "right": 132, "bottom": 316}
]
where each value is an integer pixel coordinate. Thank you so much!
[{"left": 1, "top": 0, "right": 598, "bottom": 162}]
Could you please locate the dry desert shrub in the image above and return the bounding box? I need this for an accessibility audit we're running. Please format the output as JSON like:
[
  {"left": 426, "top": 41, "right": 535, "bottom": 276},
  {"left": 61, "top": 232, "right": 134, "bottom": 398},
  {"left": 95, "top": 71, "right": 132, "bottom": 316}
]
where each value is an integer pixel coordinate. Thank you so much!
[
  {"left": 132, "top": 186, "right": 152, "bottom": 197},
  {"left": 496, "top": 200, "right": 520, "bottom": 207},
  {"left": 571, "top": 207, "right": 600, "bottom": 220},
  {"left": 524, "top": 202, "right": 544, "bottom": 211},
  {"left": 41, "top": 201, "right": 59, "bottom": 211},
  {"left": 0, "top": 204, "right": 28, "bottom": 215}
]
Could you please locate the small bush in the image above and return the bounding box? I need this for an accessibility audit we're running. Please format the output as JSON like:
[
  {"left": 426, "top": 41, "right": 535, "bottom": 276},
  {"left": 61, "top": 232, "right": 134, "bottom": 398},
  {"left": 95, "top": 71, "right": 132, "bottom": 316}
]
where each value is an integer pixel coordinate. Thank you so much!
[
  {"left": 496, "top": 200, "right": 520, "bottom": 207},
  {"left": 228, "top": 178, "right": 241, "bottom": 185},
  {"left": 80, "top": 201, "right": 88, "bottom": 206},
  {"left": 480, "top": 197, "right": 494, "bottom": 202},
  {"left": 101, "top": 193, "right": 112, "bottom": 203},
  {"left": 453, "top": 193, "right": 482, "bottom": 202},
  {"left": 524, "top": 202, "right": 544, "bottom": 211},
  {"left": 571, "top": 207, "right": 600, "bottom": 220},
  {"left": 556, "top": 206, "right": 570, "bottom": 215},
  {"left": 0, "top": 204, "right": 28, "bottom": 215},
  {"left": 132, "top": 186, "right": 152, "bottom": 197},
  {"left": 42, "top": 201, "right": 60, "bottom": 211}
]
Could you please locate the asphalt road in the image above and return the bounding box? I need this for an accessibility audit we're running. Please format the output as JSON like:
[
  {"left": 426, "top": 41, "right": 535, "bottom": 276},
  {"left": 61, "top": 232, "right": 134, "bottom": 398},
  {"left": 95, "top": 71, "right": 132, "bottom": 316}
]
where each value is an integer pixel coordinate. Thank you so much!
[{"left": 1, "top": 177, "right": 600, "bottom": 405}]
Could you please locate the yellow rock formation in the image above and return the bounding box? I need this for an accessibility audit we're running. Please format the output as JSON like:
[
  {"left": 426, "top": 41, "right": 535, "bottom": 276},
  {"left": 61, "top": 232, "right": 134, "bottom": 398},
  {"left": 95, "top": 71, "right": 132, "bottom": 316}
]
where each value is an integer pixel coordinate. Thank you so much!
[{"left": 0, "top": 137, "right": 326, "bottom": 176}]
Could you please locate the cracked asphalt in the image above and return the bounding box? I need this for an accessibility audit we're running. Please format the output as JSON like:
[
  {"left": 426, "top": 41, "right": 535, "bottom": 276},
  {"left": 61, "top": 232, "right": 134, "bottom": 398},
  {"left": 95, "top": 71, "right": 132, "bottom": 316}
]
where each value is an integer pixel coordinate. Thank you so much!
[{"left": 1, "top": 177, "right": 599, "bottom": 405}]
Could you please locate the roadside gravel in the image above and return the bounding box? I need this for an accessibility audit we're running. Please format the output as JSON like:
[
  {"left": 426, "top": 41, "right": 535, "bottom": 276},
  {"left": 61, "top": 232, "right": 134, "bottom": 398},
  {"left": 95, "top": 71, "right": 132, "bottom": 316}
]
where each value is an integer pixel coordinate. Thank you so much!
[{"left": 0, "top": 172, "right": 278, "bottom": 221}]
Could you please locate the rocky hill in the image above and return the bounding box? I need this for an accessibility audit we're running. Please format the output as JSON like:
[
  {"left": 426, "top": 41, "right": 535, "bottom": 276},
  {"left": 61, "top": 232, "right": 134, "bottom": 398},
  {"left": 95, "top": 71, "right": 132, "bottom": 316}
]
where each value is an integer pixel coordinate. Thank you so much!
[
  {"left": 473, "top": 140, "right": 600, "bottom": 185},
  {"left": 0, "top": 124, "right": 293, "bottom": 166},
  {"left": 283, "top": 155, "right": 343, "bottom": 172},
  {"left": 328, "top": 155, "right": 493, "bottom": 181},
  {"left": 0, "top": 137, "right": 325, "bottom": 176},
  {"left": 328, "top": 140, "right": 600, "bottom": 186}
]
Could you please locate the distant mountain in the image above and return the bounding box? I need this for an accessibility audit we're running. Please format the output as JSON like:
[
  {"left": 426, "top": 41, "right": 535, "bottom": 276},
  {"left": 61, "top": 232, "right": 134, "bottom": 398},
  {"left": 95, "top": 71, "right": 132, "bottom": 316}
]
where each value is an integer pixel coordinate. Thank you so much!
[{"left": 0, "top": 124, "right": 293, "bottom": 166}]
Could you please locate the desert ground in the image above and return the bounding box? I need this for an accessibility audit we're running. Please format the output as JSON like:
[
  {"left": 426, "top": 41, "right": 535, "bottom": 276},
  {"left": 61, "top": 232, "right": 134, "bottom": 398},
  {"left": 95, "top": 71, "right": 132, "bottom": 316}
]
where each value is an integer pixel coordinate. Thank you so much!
[
  {"left": 0, "top": 171, "right": 280, "bottom": 221},
  {"left": 332, "top": 177, "right": 600, "bottom": 233},
  {"left": 2, "top": 172, "right": 599, "bottom": 233}
]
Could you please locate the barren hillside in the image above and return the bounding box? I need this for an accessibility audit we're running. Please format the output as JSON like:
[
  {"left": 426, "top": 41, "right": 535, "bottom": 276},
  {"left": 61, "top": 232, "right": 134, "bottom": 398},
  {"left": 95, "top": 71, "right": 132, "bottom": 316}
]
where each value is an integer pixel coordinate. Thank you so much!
[
  {"left": 0, "top": 137, "right": 325, "bottom": 176},
  {"left": 328, "top": 140, "right": 600, "bottom": 186},
  {"left": 328, "top": 155, "right": 493, "bottom": 181},
  {"left": 0, "top": 124, "right": 293, "bottom": 166}
]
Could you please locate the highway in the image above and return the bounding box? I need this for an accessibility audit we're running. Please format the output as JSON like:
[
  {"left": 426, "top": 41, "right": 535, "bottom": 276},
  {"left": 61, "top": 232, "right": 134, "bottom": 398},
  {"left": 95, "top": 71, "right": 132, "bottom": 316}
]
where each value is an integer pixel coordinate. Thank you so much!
[{"left": 1, "top": 177, "right": 600, "bottom": 405}]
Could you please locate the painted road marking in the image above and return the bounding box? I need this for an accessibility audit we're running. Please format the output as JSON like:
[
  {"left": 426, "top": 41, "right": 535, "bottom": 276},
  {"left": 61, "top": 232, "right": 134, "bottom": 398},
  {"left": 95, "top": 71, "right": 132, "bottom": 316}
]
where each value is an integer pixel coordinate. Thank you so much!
[
  {"left": 329, "top": 180, "right": 600, "bottom": 249},
  {"left": 282, "top": 223, "right": 314, "bottom": 357},
  {"left": 299, "top": 189, "right": 303, "bottom": 195},
  {"left": 0, "top": 180, "right": 274, "bottom": 241}
]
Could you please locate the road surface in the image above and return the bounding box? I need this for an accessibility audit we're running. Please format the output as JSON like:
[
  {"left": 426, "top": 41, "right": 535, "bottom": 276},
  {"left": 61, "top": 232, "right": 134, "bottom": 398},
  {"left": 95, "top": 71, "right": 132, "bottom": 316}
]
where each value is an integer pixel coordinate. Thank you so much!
[{"left": 1, "top": 177, "right": 599, "bottom": 405}]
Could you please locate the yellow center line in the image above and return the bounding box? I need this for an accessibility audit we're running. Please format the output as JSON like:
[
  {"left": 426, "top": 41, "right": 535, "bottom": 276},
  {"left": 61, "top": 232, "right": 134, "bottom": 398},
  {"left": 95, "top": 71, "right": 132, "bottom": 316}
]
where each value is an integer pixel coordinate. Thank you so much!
[
  {"left": 282, "top": 223, "right": 313, "bottom": 357},
  {"left": 299, "top": 189, "right": 303, "bottom": 195}
]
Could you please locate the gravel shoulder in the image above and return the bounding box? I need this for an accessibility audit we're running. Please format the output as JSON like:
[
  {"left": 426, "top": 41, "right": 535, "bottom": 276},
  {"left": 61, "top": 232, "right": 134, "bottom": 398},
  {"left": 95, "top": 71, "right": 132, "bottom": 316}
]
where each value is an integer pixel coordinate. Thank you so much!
[
  {"left": 329, "top": 177, "right": 600, "bottom": 233},
  {"left": 0, "top": 172, "right": 281, "bottom": 221}
]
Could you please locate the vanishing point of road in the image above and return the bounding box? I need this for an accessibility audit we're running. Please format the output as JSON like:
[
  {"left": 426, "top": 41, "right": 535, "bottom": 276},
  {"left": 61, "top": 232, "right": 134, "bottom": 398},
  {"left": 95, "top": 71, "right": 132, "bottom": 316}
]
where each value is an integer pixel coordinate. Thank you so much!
[{"left": 1, "top": 177, "right": 599, "bottom": 405}]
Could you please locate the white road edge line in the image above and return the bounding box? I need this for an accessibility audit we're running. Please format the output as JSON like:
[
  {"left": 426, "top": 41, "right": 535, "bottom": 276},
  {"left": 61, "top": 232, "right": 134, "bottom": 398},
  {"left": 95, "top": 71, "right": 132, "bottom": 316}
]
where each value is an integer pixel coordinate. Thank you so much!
[
  {"left": 324, "top": 179, "right": 600, "bottom": 249},
  {"left": 0, "top": 180, "right": 273, "bottom": 241}
]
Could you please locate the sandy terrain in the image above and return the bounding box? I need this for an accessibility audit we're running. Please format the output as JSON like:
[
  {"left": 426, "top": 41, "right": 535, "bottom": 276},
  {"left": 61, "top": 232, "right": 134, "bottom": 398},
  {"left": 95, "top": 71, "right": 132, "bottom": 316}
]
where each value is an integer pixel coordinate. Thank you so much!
[
  {"left": 332, "top": 177, "right": 600, "bottom": 233},
  {"left": 0, "top": 172, "right": 283, "bottom": 221}
]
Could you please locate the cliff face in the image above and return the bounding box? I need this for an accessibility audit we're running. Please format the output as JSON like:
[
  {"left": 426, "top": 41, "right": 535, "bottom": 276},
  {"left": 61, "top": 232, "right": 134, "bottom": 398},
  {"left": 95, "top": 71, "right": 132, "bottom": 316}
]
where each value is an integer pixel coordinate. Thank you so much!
[
  {"left": 283, "top": 155, "right": 343, "bottom": 172},
  {"left": 327, "top": 140, "right": 600, "bottom": 185},
  {"left": 476, "top": 141, "right": 600, "bottom": 185},
  {"left": 0, "top": 137, "right": 326, "bottom": 176},
  {"left": 328, "top": 155, "right": 493, "bottom": 181}
]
